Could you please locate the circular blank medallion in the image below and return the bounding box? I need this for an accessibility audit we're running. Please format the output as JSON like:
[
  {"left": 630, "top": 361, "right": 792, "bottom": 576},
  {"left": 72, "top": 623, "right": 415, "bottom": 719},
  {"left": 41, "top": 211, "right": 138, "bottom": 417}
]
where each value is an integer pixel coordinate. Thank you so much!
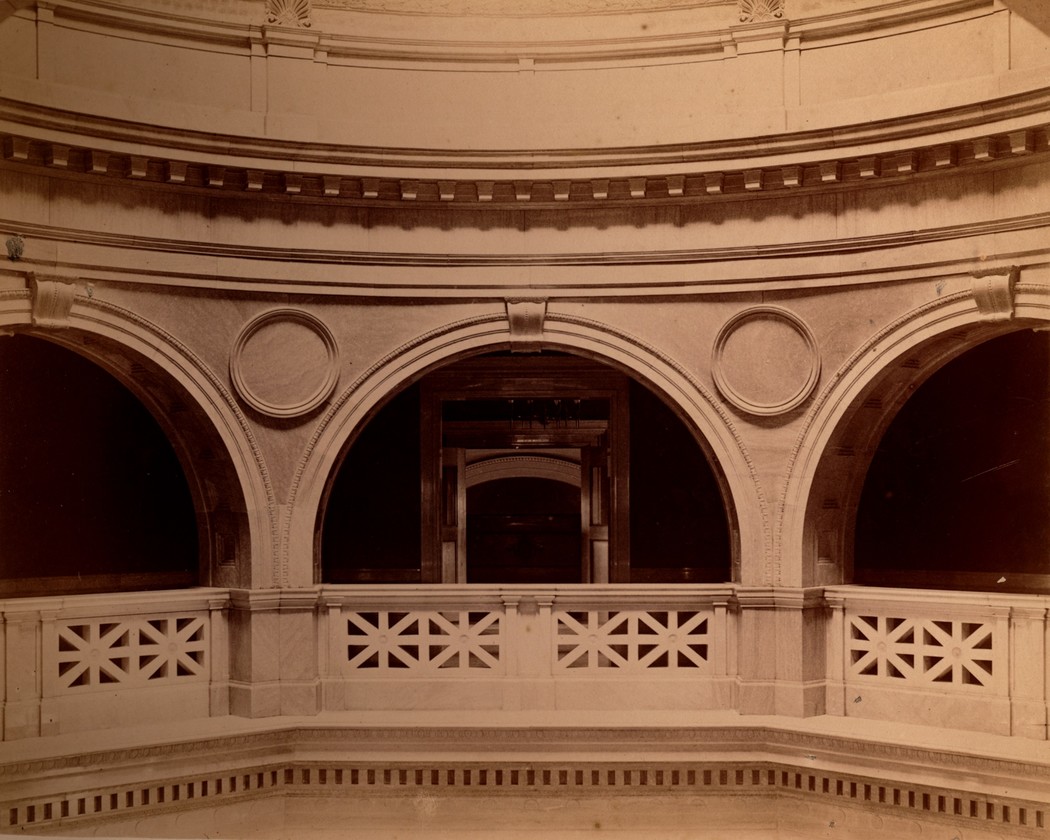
[
  {"left": 712, "top": 306, "right": 820, "bottom": 416},
  {"left": 231, "top": 309, "right": 339, "bottom": 418}
]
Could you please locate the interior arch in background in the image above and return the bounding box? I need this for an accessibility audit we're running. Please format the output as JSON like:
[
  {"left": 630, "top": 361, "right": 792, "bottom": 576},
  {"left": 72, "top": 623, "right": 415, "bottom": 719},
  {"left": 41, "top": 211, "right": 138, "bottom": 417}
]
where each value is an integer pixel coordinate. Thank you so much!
[
  {"left": 320, "top": 350, "right": 735, "bottom": 585},
  {"left": 0, "top": 330, "right": 251, "bottom": 596}
]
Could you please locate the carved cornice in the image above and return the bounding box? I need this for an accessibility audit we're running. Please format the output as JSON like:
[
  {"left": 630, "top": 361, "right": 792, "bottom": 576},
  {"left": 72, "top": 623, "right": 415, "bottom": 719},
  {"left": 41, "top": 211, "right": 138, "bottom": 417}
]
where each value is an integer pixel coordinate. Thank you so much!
[
  {"left": 2, "top": 723, "right": 1048, "bottom": 837},
  {"left": 3, "top": 123, "right": 1046, "bottom": 212}
]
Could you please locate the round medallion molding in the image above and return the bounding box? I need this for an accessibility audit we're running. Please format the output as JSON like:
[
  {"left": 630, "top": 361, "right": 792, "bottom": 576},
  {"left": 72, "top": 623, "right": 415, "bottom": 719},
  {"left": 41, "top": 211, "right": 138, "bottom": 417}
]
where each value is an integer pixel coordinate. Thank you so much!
[
  {"left": 231, "top": 309, "right": 339, "bottom": 418},
  {"left": 712, "top": 306, "right": 820, "bottom": 417}
]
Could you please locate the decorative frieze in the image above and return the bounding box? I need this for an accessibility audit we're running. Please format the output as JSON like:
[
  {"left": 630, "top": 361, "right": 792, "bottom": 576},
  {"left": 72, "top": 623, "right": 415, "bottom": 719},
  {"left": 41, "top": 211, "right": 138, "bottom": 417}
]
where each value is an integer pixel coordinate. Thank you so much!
[{"left": 5, "top": 233, "right": 24, "bottom": 261}]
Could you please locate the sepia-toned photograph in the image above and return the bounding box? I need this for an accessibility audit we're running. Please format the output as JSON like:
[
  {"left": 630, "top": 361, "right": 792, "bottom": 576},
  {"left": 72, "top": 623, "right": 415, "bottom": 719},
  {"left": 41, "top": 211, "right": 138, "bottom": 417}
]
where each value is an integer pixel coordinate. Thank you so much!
[{"left": 0, "top": 0, "right": 1048, "bottom": 836}]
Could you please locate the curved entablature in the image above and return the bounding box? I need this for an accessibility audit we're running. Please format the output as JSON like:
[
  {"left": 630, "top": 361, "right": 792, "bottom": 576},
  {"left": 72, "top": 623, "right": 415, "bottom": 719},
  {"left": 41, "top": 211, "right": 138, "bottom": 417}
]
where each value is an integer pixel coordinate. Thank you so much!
[
  {"left": 2, "top": 0, "right": 1049, "bottom": 207},
  {"left": 2, "top": 116, "right": 1048, "bottom": 212}
]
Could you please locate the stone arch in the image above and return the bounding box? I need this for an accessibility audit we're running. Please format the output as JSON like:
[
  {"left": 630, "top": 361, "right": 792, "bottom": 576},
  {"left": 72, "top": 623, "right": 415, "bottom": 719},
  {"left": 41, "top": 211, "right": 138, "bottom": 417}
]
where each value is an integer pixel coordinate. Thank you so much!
[
  {"left": 291, "top": 313, "right": 765, "bottom": 586},
  {"left": 465, "top": 455, "right": 581, "bottom": 489},
  {"left": 780, "top": 278, "right": 1050, "bottom": 589},
  {"left": 0, "top": 289, "right": 272, "bottom": 589}
]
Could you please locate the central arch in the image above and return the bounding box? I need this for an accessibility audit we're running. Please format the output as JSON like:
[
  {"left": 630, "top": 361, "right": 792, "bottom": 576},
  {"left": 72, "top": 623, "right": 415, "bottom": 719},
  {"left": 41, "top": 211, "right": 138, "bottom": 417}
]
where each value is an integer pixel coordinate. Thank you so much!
[{"left": 290, "top": 315, "right": 764, "bottom": 587}]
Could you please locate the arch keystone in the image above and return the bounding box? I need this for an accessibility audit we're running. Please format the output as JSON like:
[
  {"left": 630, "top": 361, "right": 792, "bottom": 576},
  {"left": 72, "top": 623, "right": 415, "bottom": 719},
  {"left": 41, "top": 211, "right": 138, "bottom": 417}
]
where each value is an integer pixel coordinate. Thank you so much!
[{"left": 971, "top": 265, "right": 1018, "bottom": 321}]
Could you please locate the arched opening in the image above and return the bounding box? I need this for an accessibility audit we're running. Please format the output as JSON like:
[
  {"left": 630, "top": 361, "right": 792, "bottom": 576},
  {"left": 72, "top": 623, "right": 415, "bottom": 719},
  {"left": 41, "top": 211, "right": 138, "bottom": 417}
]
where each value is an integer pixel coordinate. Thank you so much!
[
  {"left": 320, "top": 352, "right": 733, "bottom": 584},
  {"left": 0, "top": 334, "right": 202, "bottom": 596},
  {"left": 854, "top": 329, "right": 1050, "bottom": 592}
]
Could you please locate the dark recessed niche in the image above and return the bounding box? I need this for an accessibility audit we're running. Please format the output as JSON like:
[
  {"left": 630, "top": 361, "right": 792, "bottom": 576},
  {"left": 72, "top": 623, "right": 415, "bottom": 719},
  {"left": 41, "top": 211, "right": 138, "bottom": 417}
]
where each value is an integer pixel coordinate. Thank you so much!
[
  {"left": 0, "top": 334, "right": 198, "bottom": 595},
  {"left": 855, "top": 329, "right": 1050, "bottom": 592}
]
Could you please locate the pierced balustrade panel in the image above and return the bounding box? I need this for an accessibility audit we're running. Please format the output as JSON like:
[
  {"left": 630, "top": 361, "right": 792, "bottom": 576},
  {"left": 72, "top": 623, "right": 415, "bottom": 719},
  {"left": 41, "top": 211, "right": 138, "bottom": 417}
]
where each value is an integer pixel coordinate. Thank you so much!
[
  {"left": 343, "top": 609, "right": 502, "bottom": 673},
  {"left": 846, "top": 613, "right": 1000, "bottom": 690},
  {"left": 554, "top": 609, "right": 711, "bottom": 672},
  {"left": 55, "top": 615, "right": 208, "bottom": 691}
]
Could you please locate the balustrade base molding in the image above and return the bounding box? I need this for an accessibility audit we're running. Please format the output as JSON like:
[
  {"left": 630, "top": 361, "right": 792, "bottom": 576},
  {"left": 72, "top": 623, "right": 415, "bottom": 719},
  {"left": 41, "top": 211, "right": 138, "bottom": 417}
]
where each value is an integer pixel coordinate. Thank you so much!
[
  {"left": 1, "top": 716, "right": 1048, "bottom": 839},
  {"left": 734, "top": 587, "right": 828, "bottom": 719}
]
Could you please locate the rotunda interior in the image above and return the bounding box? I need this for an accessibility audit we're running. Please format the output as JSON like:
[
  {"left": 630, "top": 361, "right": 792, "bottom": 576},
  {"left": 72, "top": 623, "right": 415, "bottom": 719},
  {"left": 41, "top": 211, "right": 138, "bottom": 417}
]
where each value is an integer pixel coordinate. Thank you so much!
[{"left": 0, "top": 0, "right": 1049, "bottom": 836}]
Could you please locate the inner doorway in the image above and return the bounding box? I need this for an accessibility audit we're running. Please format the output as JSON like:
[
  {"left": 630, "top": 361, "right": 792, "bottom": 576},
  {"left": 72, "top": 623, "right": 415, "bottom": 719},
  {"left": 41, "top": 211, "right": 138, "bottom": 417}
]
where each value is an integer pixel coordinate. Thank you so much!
[{"left": 422, "top": 355, "right": 628, "bottom": 583}]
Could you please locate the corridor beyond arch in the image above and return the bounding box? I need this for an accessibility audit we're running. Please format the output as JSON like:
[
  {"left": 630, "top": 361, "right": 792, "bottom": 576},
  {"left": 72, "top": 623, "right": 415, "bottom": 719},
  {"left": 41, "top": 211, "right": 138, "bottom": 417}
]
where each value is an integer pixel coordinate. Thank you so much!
[{"left": 319, "top": 352, "right": 736, "bottom": 585}]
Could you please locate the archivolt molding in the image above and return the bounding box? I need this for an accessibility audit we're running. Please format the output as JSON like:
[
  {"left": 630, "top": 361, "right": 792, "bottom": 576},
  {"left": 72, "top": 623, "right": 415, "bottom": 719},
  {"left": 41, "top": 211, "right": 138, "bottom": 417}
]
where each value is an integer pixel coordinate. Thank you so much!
[{"left": 776, "top": 279, "right": 1050, "bottom": 587}]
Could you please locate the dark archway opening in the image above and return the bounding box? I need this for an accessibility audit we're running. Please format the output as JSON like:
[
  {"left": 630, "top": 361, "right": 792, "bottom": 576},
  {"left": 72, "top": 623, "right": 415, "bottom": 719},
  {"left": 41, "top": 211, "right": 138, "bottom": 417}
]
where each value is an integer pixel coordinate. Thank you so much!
[
  {"left": 855, "top": 329, "right": 1050, "bottom": 592},
  {"left": 467, "top": 478, "right": 581, "bottom": 584},
  {"left": 321, "top": 352, "right": 733, "bottom": 584},
  {"left": 0, "top": 334, "right": 200, "bottom": 596}
]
